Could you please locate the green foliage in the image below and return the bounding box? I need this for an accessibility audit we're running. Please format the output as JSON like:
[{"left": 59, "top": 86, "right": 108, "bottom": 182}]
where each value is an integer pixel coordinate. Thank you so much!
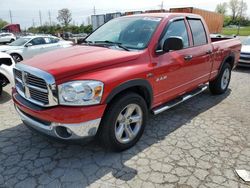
[
  {"left": 215, "top": 2, "right": 227, "bottom": 15},
  {"left": 222, "top": 26, "right": 250, "bottom": 36},
  {"left": 27, "top": 24, "right": 93, "bottom": 35},
  {"left": 0, "top": 18, "right": 8, "bottom": 29}
]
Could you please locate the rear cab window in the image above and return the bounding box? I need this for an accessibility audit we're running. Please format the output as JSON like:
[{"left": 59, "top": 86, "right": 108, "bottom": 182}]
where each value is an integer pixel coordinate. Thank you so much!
[{"left": 187, "top": 19, "right": 208, "bottom": 46}]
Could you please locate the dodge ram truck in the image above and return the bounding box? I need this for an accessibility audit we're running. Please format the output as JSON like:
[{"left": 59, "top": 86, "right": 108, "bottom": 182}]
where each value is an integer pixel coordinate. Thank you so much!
[{"left": 12, "top": 13, "right": 241, "bottom": 151}]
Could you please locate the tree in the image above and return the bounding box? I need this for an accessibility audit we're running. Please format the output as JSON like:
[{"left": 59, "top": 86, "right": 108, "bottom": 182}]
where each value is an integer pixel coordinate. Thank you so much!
[
  {"left": 0, "top": 18, "right": 8, "bottom": 29},
  {"left": 57, "top": 8, "right": 72, "bottom": 27},
  {"left": 215, "top": 2, "right": 227, "bottom": 15},
  {"left": 228, "top": 0, "right": 248, "bottom": 21}
]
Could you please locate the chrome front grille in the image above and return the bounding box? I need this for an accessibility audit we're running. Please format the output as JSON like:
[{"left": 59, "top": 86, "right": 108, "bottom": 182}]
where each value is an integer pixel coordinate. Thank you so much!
[
  {"left": 26, "top": 74, "right": 47, "bottom": 89},
  {"left": 14, "top": 64, "right": 58, "bottom": 107}
]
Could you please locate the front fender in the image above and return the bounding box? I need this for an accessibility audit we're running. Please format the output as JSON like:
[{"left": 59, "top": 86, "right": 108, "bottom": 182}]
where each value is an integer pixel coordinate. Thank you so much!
[{"left": 105, "top": 79, "right": 153, "bottom": 108}]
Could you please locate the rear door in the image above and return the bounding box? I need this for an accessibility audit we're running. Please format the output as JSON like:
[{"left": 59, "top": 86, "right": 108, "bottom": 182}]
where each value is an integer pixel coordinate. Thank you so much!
[
  {"left": 152, "top": 17, "right": 212, "bottom": 104},
  {"left": 185, "top": 18, "right": 213, "bottom": 84}
]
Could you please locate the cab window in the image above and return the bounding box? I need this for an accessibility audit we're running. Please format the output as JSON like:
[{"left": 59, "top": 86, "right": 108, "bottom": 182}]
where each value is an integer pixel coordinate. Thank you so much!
[
  {"left": 159, "top": 19, "right": 190, "bottom": 50},
  {"left": 188, "top": 19, "right": 207, "bottom": 46}
]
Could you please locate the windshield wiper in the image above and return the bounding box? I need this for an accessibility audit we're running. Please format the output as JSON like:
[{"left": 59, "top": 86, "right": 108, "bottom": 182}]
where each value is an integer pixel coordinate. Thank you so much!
[{"left": 93, "top": 40, "right": 130, "bottom": 51}]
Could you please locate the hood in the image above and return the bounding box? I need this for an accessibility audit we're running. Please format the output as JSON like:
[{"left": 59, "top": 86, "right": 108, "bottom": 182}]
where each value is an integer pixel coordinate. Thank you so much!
[
  {"left": 241, "top": 45, "right": 250, "bottom": 53},
  {"left": 22, "top": 45, "right": 142, "bottom": 80},
  {"left": 0, "top": 45, "right": 23, "bottom": 52}
]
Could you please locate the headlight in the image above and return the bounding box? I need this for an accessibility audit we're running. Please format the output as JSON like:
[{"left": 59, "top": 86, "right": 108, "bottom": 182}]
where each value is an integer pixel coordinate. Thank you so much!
[{"left": 58, "top": 80, "right": 104, "bottom": 106}]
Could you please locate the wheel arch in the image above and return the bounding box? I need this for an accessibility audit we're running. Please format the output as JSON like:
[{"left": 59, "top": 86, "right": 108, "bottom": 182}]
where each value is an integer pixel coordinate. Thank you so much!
[
  {"left": 220, "top": 53, "right": 235, "bottom": 72},
  {"left": 0, "top": 72, "right": 10, "bottom": 87},
  {"left": 10, "top": 52, "right": 23, "bottom": 62},
  {"left": 105, "top": 79, "right": 153, "bottom": 109}
]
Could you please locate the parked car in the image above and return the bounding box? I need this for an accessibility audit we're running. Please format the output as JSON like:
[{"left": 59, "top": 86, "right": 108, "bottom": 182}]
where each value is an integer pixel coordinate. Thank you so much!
[
  {"left": 0, "top": 52, "right": 15, "bottom": 95},
  {"left": 12, "top": 13, "right": 241, "bottom": 151},
  {"left": 238, "top": 36, "right": 250, "bottom": 67},
  {"left": 0, "top": 35, "right": 73, "bottom": 63},
  {"left": 0, "top": 33, "right": 16, "bottom": 44}
]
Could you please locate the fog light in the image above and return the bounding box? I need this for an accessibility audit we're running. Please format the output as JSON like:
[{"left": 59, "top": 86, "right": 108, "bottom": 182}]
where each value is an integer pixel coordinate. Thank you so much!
[{"left": 55, "top": 126, "right": 72, "bottom": 139}]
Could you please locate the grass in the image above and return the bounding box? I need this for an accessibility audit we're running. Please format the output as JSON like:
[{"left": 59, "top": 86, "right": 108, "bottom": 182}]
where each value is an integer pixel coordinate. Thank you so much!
[{"left": 221, "top": 26, "right": 250, "bottom": 36}]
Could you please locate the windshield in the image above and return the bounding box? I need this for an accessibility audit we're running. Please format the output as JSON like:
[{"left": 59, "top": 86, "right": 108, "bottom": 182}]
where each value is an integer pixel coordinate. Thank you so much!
[
  {"left": 242, "top": 37, "right": 250, "bottom": 45},
  {"left": 86, "top": 16, "right": 162, "bottom": 50},
  {"left": 9, "top": 38, "right": 30, "bottom": 46}
]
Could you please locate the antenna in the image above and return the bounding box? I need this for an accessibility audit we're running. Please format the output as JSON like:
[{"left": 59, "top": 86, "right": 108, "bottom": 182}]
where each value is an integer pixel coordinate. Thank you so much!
[{"left": 93, "top": 6, "right": 96, "bottom": 15}]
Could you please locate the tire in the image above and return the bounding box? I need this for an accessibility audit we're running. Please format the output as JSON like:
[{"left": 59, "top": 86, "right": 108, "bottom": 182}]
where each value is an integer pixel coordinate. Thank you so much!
[
  {"left": 10, "top": 53, "right": 23, "bottom": 63},
  {"left": 209, "top": 63, "right": 231, "bottom": 95},
  {"left": 98, "top": 92, "right": 148, "bottom": 151},
  {"left": 10, "top": 39, "right": 15, "bottom": 43},
  {"left": 0, "top": 85, "right": 2, "bottom": 96}
]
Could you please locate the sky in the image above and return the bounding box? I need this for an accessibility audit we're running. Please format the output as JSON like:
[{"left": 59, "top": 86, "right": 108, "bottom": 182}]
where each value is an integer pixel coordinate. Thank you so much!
[{"left": 0, "top": 0, "right": 249, "bottom": 29}]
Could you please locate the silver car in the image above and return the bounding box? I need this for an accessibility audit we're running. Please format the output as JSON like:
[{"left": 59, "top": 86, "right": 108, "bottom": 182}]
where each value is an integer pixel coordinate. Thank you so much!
[
  {"left": 239, "top": 37, "right": 250, "bottom": 67},
  {"left": 0, "top": 35, "right": 73, "bottom": 62},
  {"left": 0, "top": 33, "right": 16, "bottom": 44}
]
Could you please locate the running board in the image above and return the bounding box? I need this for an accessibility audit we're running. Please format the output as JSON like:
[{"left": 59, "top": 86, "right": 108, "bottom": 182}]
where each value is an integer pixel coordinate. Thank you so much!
[{"left": 152, "top": 85, "right": 208, "bottom": 115}]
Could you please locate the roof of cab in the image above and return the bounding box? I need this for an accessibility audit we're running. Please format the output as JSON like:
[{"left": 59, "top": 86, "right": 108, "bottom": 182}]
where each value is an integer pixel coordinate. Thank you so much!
[{"left": 123, "top": 12, "right": 202, "bottom": 19}]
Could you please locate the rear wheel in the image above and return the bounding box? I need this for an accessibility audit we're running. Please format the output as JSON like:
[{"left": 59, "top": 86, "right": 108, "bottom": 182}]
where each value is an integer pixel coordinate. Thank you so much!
[
  {"left": 209, "top": 63, "right": 231, "bottom": 95},
  {"left": 11, "top": 53, "right": 23, "bottom": 63},
  {"left": 10, "top": 39, "right": 15, "bottom": 43},
  {"left": 98, "top": 92, "right": 148, "bottom": 151}
]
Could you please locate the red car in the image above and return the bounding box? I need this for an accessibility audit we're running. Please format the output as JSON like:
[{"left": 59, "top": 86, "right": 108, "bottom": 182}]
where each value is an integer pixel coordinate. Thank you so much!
[{"left": 12, "top": 13, "right": 241, "bottom": 151}]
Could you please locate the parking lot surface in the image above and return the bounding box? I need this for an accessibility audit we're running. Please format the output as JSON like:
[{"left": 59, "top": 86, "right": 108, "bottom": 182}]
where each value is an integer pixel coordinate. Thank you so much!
[{"left": 0, "top": 68, "right": 250, "bottom": 188}]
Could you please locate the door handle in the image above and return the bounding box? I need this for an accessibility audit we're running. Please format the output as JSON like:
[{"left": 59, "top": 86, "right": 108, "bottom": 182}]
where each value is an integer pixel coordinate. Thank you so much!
[
  {"left": 184, "top": 55, "right": 193, "bottom": 61},
  {"left": 206, "top": 50, "right": 212, "bottom": 54}
]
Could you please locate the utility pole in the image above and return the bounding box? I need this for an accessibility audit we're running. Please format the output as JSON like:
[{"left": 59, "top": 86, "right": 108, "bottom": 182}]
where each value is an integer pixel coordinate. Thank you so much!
[
  {"left": 32, "top": 19, "right": 35, "bottom": 27},
  {"left": 93, "top": 6, "right": 96, "bottom": 15},
  {"left": 9, "top": 10, "right": 13, "bottom": 23},
  {"left": 160, "top": 1, "right": 164, "bottom": 10},
  {"left": 48, "top": 11, "right": 52, "bottom": 26},
  {"left": 39, "top": 10, "right": 42, "bottom": 26},
  {"left": 237, "top": 0, "right": 243, "bottom": 36}
]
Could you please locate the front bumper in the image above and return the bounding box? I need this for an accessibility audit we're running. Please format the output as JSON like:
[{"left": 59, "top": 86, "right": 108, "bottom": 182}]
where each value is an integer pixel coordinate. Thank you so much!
[
  {"left": 16, "top": 106, "right": 101, "bottom": 139},
  {"left": 13, "top": 89, "right": 106, "bottom": 140},
  {"left": 238, "top": 53, "right": 250, "bottom": 67}
]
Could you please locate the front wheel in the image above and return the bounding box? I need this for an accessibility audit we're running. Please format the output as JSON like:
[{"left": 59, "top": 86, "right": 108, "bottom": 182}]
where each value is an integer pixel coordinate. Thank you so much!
[
  {"left": 209, "top": 63, "right": 231, "bottom": 95},
  {"left": 98, "top": 92, "right": 148, "bottom": 151}
]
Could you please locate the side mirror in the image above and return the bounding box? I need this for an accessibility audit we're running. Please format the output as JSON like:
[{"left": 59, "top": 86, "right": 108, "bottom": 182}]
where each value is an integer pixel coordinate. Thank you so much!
[
  {"left": 25, "top": 43, "right": 32, "bottom": 47},
  {"left": 162, "top": 37, "right": 184, "bottom": 53}
]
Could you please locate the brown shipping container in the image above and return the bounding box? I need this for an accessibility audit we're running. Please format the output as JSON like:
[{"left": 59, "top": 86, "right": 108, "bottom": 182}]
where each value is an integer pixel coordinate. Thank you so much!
[{"left": 170, "top": 7, "right": 224, "bottom": 33}]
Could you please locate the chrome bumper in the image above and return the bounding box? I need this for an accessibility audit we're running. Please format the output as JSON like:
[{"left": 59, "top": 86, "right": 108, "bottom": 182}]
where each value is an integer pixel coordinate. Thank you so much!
[{"left": 15, "top": 106, "right": 101, "bottom": 140}]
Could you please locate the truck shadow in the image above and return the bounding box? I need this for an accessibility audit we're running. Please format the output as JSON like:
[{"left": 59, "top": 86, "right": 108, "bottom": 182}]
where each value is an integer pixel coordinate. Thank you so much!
[
  {"left": 233, "top": 66, "right": 250, "bottom": 73},
  {"left": 0, "top": 89, "right": 11, "bottom": 104},
  {"left": 0, "top": 89, "right": 231, "bottom": 187}
]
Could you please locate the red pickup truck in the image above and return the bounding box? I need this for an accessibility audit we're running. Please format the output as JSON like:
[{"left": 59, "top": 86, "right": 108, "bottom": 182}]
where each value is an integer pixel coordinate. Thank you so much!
[{"left": 12, "top": 13, "right": 241, "bottom": 151}]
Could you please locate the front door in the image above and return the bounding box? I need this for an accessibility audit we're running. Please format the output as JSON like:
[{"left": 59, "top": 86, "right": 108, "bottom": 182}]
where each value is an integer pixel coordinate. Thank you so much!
[{"left": 23, "top": 37, "right": 46, "bottom": 59}]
